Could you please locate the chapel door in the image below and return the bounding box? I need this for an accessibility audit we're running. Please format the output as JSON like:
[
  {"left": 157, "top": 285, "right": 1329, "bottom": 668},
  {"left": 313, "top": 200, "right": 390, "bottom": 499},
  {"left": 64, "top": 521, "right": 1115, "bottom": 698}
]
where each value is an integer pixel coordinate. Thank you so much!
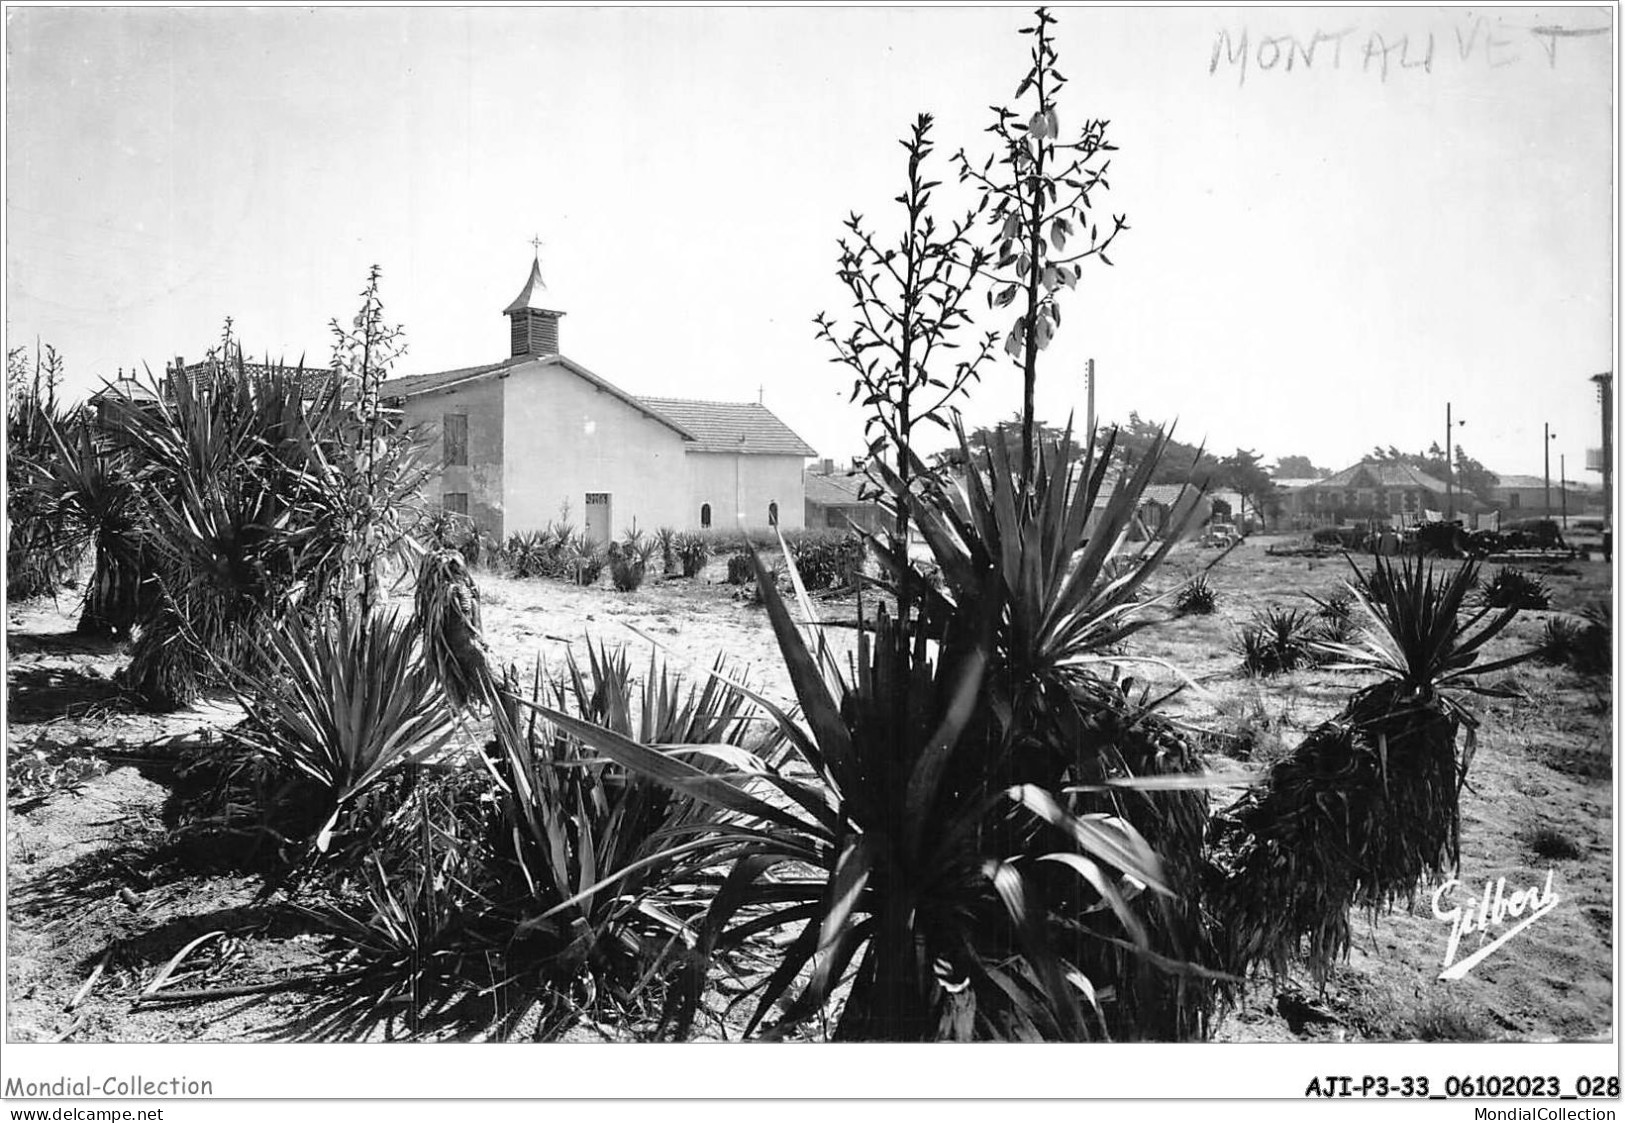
[{"left": 584, "top": 492, "right": 612, "bottom": 547}]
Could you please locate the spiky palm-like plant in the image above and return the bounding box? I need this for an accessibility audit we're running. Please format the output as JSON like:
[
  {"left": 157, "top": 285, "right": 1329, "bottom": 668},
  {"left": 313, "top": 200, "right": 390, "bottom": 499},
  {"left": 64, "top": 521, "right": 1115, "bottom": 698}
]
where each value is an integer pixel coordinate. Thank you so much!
[
  {"left": 34, "top": 417, "right": 152, "bottom": 634},
  {"left": 869, "top": 420, "right": 1224, "bottom": 1040},
  {"left": 542, "top": 422, "right": 1226, "bottom": 1042},
  {"left": 1212, "top": 556, "right": 1536, "bottom": 980},
  {"left": 99, "top": 360, "right": 340, "bottom": 705},
  {"left": 7, "top": 346, "right": 83, "bottom": 601},
  {"left": 232, "top": 607, "right": 457, "bottom": 852},
  {"left": 414, "top": 549, "right": 488, "bottom": 711}
]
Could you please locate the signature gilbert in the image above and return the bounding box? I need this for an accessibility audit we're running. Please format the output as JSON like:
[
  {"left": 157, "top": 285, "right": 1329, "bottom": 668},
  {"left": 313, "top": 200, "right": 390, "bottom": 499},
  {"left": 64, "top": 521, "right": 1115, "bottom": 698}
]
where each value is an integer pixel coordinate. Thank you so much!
[{"left": 1432, "top": 870, "right": 1559, "bottom": 980}]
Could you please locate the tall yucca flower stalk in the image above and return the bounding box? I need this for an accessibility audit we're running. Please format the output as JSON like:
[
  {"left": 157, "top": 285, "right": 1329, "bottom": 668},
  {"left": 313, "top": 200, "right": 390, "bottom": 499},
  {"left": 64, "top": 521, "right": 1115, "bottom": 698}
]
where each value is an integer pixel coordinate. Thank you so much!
[{"left": 1212, "top": 555, "right": 1537, "bottom": 980}]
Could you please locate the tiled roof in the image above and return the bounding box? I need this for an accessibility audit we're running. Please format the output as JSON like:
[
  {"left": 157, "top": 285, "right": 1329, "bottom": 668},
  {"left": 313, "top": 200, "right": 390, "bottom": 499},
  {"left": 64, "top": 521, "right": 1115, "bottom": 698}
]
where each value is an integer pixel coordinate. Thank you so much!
[
  {"left": 129, "top": 358, "right": 339, "bottom": 400},
  {"left": 637, "top": 397, "right": 817, "bottom": 457},
  {"left": 380, "top": 355, "right": 533, "bottom": 399},
  {"left": 381, "top": 355, "right": 697, "bottom": 441},
  {"left": 1312, "top": 461, "right": 1451, "bottom": 492},
  {"left": 1139, "top": 483, "right": 1205, "bottom": 508},
  {"left": 805, "top": 472, "right": 873, "bottom": 506},
  {"left": 88, "top": 378, "right": 160, "bottom": 403},
  {"left": 1271, "top": 477, "right": 1322, "bottom": 490},
  {"left": 1493, "top": 474, "right": 1551, "bottom": 490}
]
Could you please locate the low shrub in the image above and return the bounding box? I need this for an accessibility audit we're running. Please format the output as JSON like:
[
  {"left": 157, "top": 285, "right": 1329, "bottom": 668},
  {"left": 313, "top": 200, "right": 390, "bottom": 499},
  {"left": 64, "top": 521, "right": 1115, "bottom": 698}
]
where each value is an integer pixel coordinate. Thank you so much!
[
  {"left": 1540, "top": 607, "right": 1610, "bottom": 676},
  {"left": 609, "top": 530, "right": 655, "bottom": 593},
  {"left": 569, "top": 538, "right": 606, "bottom": 587},
  {"left": 1307, "top": 590, "right": 1359, "bottom": 648},
  {"left": 1236, "top": 607, "right": 1318, "bottom": 676},
  {"left": 1203, "top": 691, "right": 1287, "bottom": 763},
  {"left": 726, "top": 552, "right": 753, "bottom": 585},
  {"left": 1173, "top": 575, "right": 1218, "bottom": 615},
  {"left": 654, "top": 526, "right": 680, "bottom": 577},
  {"left": 785, "top": 530, "right": 864, "bottom": 591},
  {"left": 1525, "top": 825, "right": 1583, "bottom": 861},
  {"left": 675, "top": 533, "right": 710, "bottom": 578},
  {"left": 1478, "top": 567, "right": 1550, "bottom": 610}
]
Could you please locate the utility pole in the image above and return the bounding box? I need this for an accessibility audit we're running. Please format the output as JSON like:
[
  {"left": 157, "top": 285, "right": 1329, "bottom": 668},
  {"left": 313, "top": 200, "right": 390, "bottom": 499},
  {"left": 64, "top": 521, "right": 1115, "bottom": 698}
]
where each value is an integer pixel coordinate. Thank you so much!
[
  {"left": 1445, "top": 403, "right": 1465, "bottom": 520},
  {"left": 1544, "top": 423, "right": 1556, "bottom": 520},
  {"left": 1560, "top": 453, "right": 1568, "bottom": 529},
  {"left": 1085, "top": 358, "right": 1096, "bottom": 447}
]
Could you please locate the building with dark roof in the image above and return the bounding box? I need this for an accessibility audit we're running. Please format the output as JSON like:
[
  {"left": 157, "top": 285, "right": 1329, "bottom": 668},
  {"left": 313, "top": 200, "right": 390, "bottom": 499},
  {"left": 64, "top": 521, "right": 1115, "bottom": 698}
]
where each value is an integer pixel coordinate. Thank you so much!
[
  {"left": 804, "top": 460, "right": 885, "bottom": 533},
  {"left": 1285, "top": 460, "right": 1485, "bottom": 526},
  {"left": 380, "top": 257, "right": 816, "bottom": 539}
]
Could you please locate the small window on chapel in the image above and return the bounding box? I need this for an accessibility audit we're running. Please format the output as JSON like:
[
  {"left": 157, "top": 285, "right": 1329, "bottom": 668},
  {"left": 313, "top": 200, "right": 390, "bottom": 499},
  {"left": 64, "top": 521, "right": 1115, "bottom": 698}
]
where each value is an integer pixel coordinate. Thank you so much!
[
  {"left": 700, "top": 503, "right": 712, "bottom": 529},
  {"left": 768, "top": 501, "right": 779, "bottom": 527},
  {"left": 444, "top": 414, "right": 469, "bottom": 466},
  {"left": 443, "top": 492, "right": 469, "bottom": 516}
]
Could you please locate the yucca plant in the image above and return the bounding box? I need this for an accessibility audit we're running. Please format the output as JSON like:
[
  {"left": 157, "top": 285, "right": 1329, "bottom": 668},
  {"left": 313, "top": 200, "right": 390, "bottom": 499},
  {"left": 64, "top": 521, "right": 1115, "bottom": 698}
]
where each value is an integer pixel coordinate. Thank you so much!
[
  {"left": 540, "top": 567, "right": 1181, "bottom": 1042},
  {"left": 655, "top": 526, "right": 681, "bottom": 577},
  {"left": 97, "top": 357, "right": 360, "bottom": 706},
  {"left": 414, "top": 549, "right": 488, "bottom": 710},
  {"left": 232, "top": 607, "right": 457, "bottom": 852},
  {"left": 7, "top": 345, "right": 84, "bottom": 600},
  {"left": 1211, "top": 555, "right": 1537, "bottom": 980},
  {"left": 471, "top": 643, "right": 784, "bottom": 1037},
  {"left": 34, "top": 416, "right": 153, "bottom": 634},
  {"left": 542, "top": 423, "right": 1227, "bottom": 1040},
  {"left": 1235, "top": 607, "right": 1318, "bottom": 676},
  {"left": 674, "top": 533, "right": 710, "bottom": 578},
  {"left": 1307, "top": 589, "right": 1359, "bottom": 649},
  {"left": 868, "top": 420, "right": 1208, "bottom": 789},
  {"left": 506, "top": 530, "right": 548, "bottom": 578},
  {"left": 1537, "top": 606, "right": 1611, "bottom": 677},
  {"left": 608, "top": 528, "right": 657, "bottom": 593},
  {"left": 1478, "top": 566, "right": 1551, "bottom": 610},
  {"left": 852, "top": 421, "right": 1229, "bottom": 1039},
  {"left": 1173, "top": 575, "right": 1218, "bottom": 616}
]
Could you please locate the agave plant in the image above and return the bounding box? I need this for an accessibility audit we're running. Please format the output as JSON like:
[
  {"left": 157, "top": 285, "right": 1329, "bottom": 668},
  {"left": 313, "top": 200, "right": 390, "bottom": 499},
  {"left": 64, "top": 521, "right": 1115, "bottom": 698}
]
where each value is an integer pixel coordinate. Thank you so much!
[{"left": 1211, "top": 555, "right": 1537, "bottom": 980}]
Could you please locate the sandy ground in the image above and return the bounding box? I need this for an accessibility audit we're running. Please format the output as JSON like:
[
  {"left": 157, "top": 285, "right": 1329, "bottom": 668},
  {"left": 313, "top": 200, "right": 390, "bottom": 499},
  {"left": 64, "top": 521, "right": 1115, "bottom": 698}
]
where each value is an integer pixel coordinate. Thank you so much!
[{"left": 4, "top": 540, "right": 1613, "bottom": 1043}]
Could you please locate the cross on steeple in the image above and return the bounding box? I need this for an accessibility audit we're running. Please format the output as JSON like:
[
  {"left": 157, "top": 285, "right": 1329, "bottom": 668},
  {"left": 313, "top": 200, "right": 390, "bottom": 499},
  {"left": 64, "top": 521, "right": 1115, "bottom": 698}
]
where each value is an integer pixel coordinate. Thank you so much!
[{"left": 529, "top": 234, "right": 545, "bottom": 258}]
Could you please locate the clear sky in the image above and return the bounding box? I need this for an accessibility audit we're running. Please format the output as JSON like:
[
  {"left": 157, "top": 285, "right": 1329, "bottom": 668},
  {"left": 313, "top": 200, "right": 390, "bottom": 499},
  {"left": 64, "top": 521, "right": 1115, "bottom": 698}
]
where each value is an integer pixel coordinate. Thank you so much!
[{"left": 4, "top": 5, "right": 1615, "bottom": 480}]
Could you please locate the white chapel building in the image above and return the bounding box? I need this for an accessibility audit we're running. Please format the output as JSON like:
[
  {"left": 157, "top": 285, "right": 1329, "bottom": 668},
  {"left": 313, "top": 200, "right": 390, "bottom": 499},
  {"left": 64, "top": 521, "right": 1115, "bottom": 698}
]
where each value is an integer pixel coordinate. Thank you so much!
[{"left": 382, "top": 258, "right": 816, "bottom": 543}]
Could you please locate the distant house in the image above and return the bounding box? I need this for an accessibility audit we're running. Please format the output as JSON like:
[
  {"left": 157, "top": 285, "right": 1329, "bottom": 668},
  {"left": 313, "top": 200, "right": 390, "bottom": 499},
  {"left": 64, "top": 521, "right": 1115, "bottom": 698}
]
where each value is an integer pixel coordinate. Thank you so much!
[
  {"left": 804, "top": 460, "right": 885, "bottom": 533},
  {"left": 1081, "top": 476, "right": 1222, "bottom": 540},
  {"left": 380, "top": 257, "right": 816, "bottom": 541},
  {"left": 1286, "top": 460, "right": 1484, "bottom": 525},
  {"left": 1487, "top": 474, "right": 1591, "bottom": 519}
]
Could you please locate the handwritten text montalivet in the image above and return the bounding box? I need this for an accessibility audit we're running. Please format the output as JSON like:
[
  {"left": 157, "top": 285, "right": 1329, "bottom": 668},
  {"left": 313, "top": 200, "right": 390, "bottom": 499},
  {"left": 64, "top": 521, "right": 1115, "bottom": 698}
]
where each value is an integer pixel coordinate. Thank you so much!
[{"left": 1209, "top": 18, "right": 1609, "bottom": 86}]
